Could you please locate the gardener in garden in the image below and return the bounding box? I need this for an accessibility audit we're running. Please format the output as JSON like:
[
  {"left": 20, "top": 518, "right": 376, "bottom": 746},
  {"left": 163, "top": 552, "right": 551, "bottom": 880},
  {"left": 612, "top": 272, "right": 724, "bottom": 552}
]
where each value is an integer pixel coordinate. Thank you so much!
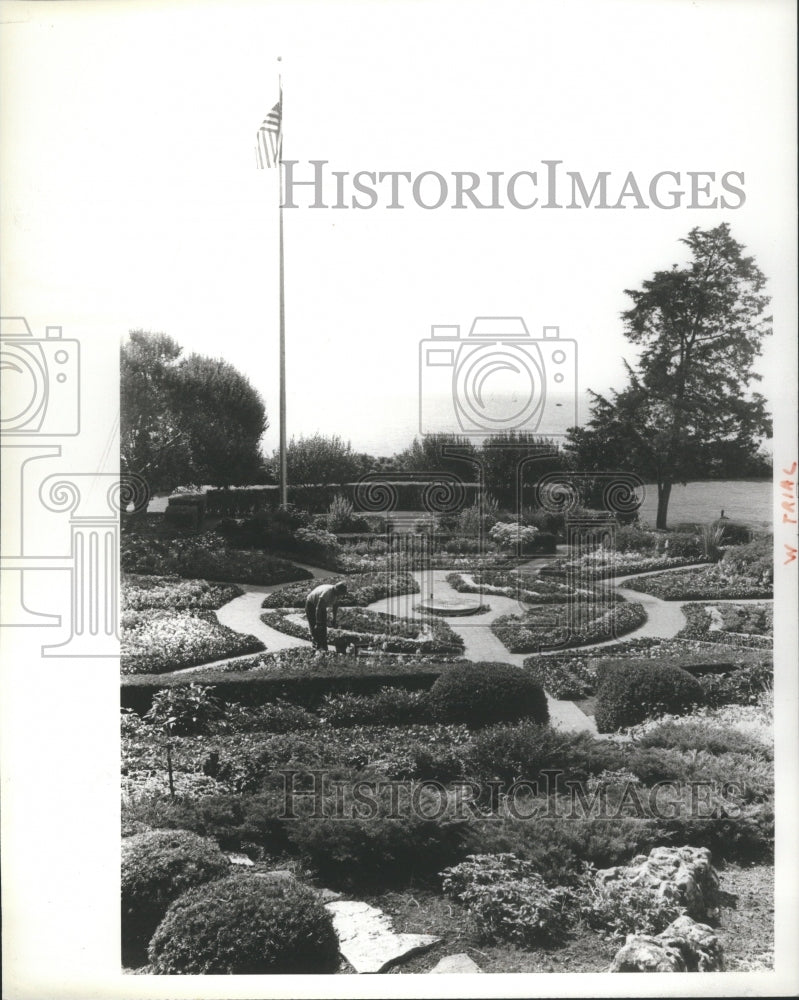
[{"left": 305, "top": 581, "right": 348, "bottom": 651}]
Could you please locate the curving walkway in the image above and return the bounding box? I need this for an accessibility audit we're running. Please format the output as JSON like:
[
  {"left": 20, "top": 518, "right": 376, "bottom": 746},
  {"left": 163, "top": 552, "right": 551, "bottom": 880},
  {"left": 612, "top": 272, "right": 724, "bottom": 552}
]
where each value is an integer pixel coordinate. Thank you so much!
[{"left": 195, "top": 557, "right": 772, "bottom": 730}]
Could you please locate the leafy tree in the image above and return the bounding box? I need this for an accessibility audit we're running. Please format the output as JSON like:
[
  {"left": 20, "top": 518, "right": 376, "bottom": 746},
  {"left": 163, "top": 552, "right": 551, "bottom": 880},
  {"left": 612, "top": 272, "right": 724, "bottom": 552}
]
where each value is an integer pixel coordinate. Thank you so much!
[
  {"left": 394, "top": 433, "right": 478, "bottom": 478},
  {"left": 121, "top": 331, "right": 268, "bottom": 500},
  {"left": 565, "top": 224, "right": 772, "bottom": 528},
  {"left": 121, "top": 331, "right": 190, "bottom": 494},
  {"left": 478, "top": 431, "right": 566, "bottom": 508},
  {"left": 173, "top": 354, "right": 267, "bottom": 487},
  {"left": 282, "top": 434, "right": 361, "bottom": 484}
]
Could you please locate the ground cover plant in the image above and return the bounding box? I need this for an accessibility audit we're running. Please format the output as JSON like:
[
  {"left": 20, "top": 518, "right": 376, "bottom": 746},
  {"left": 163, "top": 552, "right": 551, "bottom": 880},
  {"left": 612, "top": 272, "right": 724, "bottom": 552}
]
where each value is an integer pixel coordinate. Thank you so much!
[
  {"left": 122, "top": 531, "right": 311, "bottom": 585},
  {"left": 491, "top": 600, "right": 647, "bottom": 653}
]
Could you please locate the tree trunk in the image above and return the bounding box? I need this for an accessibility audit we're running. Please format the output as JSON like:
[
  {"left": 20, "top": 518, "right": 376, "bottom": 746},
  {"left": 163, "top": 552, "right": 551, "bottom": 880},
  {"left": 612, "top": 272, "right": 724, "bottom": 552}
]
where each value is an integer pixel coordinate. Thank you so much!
[{"left": 656, "top": 481, "right": 672, "bottom": 530}]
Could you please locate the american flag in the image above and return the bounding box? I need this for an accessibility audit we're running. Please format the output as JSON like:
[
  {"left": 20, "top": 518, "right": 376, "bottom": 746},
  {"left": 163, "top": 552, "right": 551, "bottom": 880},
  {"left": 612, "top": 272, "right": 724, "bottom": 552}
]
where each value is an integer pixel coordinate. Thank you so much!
[{"left": 256, "top": 101, "right": 282, "bottom": 168}]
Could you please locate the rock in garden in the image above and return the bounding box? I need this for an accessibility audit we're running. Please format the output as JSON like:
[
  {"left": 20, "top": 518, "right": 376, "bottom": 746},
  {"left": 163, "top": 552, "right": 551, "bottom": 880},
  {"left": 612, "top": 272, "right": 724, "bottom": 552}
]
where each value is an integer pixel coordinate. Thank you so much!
[
  {"left": 610, "top": 915, "right": 724, "bottom": 972},
  {"left": 596, "top": 845, "right": 719, "bottom": 921},
  {"left": 226, "top": 852, "right": 254, "bottom": 867},
  {"left": 316, "top": 887, "right": 344, "bottom": 903},
  {"left": 325, "top": 900, "right": 440, "bottom": 974},
  {"left": 429, "top": 953, "right": 482, "bottom": 973}
]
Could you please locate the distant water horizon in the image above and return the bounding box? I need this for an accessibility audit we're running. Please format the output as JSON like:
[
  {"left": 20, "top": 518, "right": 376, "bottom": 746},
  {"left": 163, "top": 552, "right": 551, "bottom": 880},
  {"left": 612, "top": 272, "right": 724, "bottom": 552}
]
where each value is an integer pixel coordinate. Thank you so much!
[{"left": 637, "top": 479, "right": 771, "bottom": 528}]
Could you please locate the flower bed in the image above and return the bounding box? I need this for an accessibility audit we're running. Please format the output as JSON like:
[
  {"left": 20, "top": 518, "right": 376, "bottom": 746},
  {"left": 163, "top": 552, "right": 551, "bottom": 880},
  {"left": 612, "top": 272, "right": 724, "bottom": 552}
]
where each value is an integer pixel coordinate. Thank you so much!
[
  {"left": 624, "top": 566, "right": 773, "bottom": 600},
  {"left": 522, "top": 638, "right": 770, "bottom": 699},
  {"left": 261, "top": 571, "right": 419, "bottom": 608},
  {"left": 446, "top": 570, "right": 584, "bottom": 604},
  {"left": 122, "top": 574, "right": 242, "bottom": 611},
  {"left": 122, "top": 533, "right": 311, "bottom": 585},
  {"left": 260, "top": 607, "right": 464, "bottom": 654},
  {"left": 677, "top": 603, "right": 772, "bottom": 649},
  {"left": 491, "top": 601, "right": 647, "bottom": 653},
  {"left": 541, "top": 552, "right": 708, "bottom": 581},
  {"left": 121, "top": 610, "right": 264, "bottom": 675}
]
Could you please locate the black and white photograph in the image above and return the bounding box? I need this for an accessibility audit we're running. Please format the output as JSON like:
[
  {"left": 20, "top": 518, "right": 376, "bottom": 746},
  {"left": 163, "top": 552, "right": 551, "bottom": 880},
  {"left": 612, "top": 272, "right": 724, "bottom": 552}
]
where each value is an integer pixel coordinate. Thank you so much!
[{"left": 1, "top": 1, "right": 797, "bottom": 997}]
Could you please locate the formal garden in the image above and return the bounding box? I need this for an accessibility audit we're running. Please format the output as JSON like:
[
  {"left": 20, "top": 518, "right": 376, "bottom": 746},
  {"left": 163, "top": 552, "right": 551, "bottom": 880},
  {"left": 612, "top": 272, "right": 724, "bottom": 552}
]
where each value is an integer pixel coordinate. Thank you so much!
[
  {"left": 114, "top": 223, "right": 780, "bottom": 976},
  {"left": 120, "top": 491, "right": 775, "bottom": 975}
]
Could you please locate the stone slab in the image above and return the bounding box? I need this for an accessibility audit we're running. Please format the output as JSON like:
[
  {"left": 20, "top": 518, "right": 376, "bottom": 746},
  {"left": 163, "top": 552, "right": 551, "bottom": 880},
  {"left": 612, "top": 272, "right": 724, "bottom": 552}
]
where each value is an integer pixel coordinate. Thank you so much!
[
  {"left": 226, "top": 852, "right": 254, "bottom": 866},
  {"left": 429, "top": 953, "right": 482, "bottom": 974},
  {"left": 325, "top": 900, "right": 440, "bottom": 974}
]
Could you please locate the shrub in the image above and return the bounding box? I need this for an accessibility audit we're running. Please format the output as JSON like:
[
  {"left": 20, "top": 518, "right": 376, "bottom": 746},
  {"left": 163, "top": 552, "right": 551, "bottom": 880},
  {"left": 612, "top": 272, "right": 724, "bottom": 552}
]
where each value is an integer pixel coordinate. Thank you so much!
[
  {"left": 286, "top": 783, "right": 471, "bottom": 889},
  {"left": 428, "top": 662, "right": 549, "bottom": 729},
  {"left": 488, "top": 521, "right": 540, "bottom": 553},
  {"left": 698, "top": 659, "right": 773, "bottom": 708},
  {"left": 327, "top": 494, "right": 370, "bottom": 533},
  {"left": 637, "top": 718, "right": 773, "bottom": 759},
  {"left": 223, "top": 699, "right": 318, "bottom": 733},
  {"left": 594, "top": 660, "right": 704, "bottom": 732},
  {"left": 580, "top": 871, "right": 683, "bottom": 939},
  {"left": 320, "top": 686, "right": 431, "bottom": 726},
  {"left": 440, "top": 854, "right": 573, "bottom": 945},
  {"left": 471, "top": 721, "right": 622, "bottom": 785},
  {"left": 121, "top": 829, "right": 230, "bottom": 965},
  {"left": 145, "top": 683, "right": 223, "bottom": 735},
  {"left": 148, "top": 874, "right": 340, "bottom": 974},
  {"left": 122, "top": 791, "right": 293, "bottom": 858}
]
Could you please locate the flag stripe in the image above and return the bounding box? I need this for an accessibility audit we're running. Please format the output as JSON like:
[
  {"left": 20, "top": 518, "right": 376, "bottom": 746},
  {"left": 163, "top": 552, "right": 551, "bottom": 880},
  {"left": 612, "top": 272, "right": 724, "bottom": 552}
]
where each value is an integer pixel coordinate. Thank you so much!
[{"left": 256, "top": 100, "right": 282, "bottom": 169}]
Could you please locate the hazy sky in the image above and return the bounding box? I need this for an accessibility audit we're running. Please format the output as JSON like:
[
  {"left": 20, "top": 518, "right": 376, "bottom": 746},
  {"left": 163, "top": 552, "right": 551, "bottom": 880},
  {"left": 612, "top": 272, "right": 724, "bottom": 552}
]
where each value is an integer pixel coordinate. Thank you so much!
[{"left": 2, "top": 0, "right": 795, "bottom": 458}]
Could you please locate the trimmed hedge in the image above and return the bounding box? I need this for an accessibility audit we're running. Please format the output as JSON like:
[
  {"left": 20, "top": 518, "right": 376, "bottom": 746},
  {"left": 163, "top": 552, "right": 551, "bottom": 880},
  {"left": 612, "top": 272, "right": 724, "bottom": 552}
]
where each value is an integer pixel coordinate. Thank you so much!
[
  {"left": 594, "top": 660, "right": 704, "bottom": 732},
  {"left": 121, "top": 829, "right": 229, "bottom": 965},
  {"left": 206, "top": 482, "right": 485, "bottom": 516},
  {"left": 148, "top": 874, "right": 340, "bottom": 974},
  {"left": 120, "top": 649, "right": 470, "bottom": 714},
  {"left": 428, "top": 662, "right": 549, "bottom": 729}
]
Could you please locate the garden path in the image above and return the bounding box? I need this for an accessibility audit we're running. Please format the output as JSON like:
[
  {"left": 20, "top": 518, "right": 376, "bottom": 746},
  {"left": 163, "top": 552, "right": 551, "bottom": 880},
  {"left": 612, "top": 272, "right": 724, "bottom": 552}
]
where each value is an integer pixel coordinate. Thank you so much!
[
  {"left": 199, "top": 558, "right": 771, "bottom": 725},
  {"left": 368, "top": 569, "right": 597, "bottom": 733}
]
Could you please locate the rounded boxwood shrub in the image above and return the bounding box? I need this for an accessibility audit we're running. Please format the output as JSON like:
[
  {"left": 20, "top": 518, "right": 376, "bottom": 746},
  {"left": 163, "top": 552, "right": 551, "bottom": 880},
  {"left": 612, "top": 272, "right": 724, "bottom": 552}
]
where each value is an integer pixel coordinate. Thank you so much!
[
  {"left": 147, "top": 874, "right": 340, "bottom": 974},
  {"left": 122, "top": 829, "right": 230, "bottom": 966},
  {"left": 594, "top": 660, "right": 703, "bottom": 732},
  {"left": 428, "top": 661, "right": 549, "bottom": 728}
]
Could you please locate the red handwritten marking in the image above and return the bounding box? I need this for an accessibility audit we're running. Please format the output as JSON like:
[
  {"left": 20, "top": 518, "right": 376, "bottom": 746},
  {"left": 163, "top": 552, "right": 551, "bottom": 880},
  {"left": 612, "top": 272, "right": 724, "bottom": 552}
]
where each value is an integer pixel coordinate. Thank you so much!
[
  {"left": 785, "top": 544, "right": 798, "bottom": 565},
  {"left": 783, "top": 462, "right": 798, "bottom": 476}
]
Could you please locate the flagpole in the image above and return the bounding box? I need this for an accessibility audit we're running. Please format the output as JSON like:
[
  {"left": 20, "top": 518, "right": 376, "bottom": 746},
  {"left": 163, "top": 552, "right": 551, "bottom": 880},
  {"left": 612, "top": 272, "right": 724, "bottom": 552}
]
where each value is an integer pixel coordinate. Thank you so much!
[{"left": 278, "top": 63, "right": 287, "bottom": 508}]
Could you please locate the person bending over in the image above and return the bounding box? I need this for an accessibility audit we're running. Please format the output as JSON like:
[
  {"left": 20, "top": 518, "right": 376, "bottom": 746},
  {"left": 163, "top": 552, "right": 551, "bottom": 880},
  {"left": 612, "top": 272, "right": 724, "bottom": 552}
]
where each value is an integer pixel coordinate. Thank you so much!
[{"left": 305, "top": 581, "right": 347, "bottom": 651}]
